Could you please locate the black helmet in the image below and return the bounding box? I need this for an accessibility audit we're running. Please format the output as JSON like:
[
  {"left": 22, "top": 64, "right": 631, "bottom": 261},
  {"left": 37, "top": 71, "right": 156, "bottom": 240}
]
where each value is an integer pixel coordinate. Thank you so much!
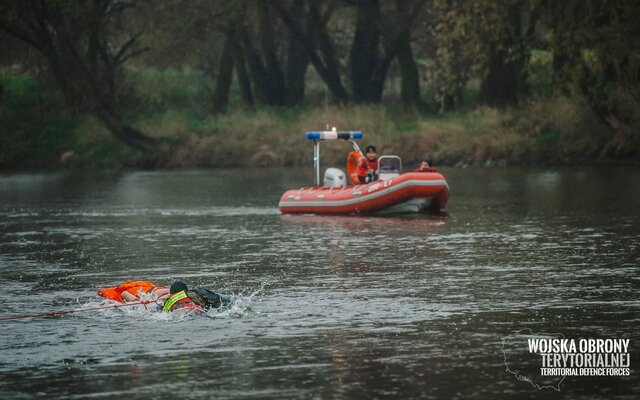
[
  {"left": 365, "top": 145, "right": 377, "bottom": 153},
  {"left": 170, "top": 281, "right": 188, "bottom": 294}
]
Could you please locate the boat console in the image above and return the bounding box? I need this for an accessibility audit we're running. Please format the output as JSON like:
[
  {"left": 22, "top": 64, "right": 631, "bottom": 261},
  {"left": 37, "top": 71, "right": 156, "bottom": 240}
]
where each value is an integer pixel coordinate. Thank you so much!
[{"left": 377, "top": 156, "right": 402, "bottom": 181}]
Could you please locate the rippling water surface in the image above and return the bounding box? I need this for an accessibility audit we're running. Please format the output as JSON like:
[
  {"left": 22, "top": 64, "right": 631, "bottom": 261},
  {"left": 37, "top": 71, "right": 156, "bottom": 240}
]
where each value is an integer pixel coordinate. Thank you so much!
[{"left": 0, "top": 167, "right": 638, "bottom": 399}]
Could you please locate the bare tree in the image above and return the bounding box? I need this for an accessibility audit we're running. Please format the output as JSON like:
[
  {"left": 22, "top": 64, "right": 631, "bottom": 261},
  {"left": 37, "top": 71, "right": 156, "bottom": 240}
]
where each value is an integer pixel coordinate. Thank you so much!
[{"left": 0, "top": 0, "right": 158, "bottom": 151}]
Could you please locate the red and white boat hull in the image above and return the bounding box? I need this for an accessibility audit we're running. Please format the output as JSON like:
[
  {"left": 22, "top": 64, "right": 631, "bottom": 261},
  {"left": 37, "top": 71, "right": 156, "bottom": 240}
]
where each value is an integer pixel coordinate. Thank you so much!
[{"left": 279, "top": 172, "right": 449, "bottom": 215}]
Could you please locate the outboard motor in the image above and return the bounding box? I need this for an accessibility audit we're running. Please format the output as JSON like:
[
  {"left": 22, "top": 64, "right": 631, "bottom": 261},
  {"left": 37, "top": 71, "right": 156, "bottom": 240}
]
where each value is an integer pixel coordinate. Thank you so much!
[{"left": 323, "top": 167, "right": 347, "bottom": 187}]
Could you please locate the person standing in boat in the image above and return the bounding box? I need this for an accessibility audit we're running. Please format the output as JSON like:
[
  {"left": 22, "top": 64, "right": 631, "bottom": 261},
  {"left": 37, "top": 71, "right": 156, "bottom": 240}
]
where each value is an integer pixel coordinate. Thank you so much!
[{"left": 357, "top": 145, "right": 379, "bottom": 183}]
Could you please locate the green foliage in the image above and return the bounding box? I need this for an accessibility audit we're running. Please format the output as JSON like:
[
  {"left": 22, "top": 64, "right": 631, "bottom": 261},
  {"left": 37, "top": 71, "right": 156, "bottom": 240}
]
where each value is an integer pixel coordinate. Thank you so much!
[
  {"left": 126, "top": 67, "right": 214, "bottom": 117},
  {"left": 2, "top": 34, "right": 639, "bottom": 170},
  {"left": 0, "top": 75, "right": 77, "bottom": 166},
  {"left": 72, "top": 117, "right": 146, "bottom": 163},
  {"left": 527, "top": 50, "right": 554, "bottom": 96},
  {"left": 0, "top": 75, "right": 150, "bottom": 167},
  {"left": 547, "top": 0, "right": 640, "bottom": 124},
  {"left": 428, "top": 1, "right": 480, "bottom": 111}
]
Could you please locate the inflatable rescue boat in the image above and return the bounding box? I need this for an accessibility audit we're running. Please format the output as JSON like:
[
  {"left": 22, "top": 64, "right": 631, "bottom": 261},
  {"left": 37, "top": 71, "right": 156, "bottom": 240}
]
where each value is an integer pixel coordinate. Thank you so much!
[{"left": 279, "top": 130, "right": 449, "bottom": 215}]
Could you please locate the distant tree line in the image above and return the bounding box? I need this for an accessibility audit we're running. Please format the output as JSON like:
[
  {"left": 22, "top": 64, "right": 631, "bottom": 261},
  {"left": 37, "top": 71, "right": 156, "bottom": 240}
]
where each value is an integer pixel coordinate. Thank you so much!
[{"left": 0, "top": 0, "right": 638, "bottom": 151}]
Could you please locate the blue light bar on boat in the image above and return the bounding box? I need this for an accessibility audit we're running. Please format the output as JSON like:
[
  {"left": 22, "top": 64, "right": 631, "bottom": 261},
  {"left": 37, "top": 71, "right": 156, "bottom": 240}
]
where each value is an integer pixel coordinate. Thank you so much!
[{"left": 306, "top": 131, "right": 363, "bottom": 140}]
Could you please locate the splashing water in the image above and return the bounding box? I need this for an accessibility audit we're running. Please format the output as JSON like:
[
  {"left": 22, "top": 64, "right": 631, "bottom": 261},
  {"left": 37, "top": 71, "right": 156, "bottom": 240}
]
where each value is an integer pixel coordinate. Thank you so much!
[{"left": 72, "top": 282, "right": 266, "bottom": 323}]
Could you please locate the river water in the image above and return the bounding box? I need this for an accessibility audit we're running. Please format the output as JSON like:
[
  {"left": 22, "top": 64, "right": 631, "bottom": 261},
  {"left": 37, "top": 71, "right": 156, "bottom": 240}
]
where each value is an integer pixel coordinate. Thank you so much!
[{"left": 0, "top": 167, "right": 638, "bottom": 399}]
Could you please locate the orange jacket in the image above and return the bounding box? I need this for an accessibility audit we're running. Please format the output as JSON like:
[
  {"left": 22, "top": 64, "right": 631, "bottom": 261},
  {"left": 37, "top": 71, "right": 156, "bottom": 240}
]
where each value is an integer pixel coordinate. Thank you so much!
[
  {"left": 356, "top": 157, "right": 378, "bottom": 183},
  {"left": 414, "top": 165, "right": 436, "bottom": 173},
  {"left": 98, "top": 281, "right": 165, "bottom": 303}
]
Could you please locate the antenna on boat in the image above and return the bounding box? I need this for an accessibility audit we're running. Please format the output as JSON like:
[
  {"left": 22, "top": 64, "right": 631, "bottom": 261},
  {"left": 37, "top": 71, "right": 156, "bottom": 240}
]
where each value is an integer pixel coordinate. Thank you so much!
[{"left": 324, "top": 82, "right": 329, "bottom": 131}]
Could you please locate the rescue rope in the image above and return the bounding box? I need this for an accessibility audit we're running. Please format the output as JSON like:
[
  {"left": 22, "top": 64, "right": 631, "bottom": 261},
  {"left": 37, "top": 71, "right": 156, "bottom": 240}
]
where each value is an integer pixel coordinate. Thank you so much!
[{"left": 0, "top": 300, "right": 155, "bottom": 321}]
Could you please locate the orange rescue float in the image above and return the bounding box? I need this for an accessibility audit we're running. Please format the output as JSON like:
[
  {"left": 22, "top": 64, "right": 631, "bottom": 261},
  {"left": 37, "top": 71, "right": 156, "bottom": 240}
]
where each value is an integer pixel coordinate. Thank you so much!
[
  {"left": 98, "top": 281, "right": 165, "bottom": 303},
  {"left": 346, "top": 150, "right": 363, "bottom": 185}
]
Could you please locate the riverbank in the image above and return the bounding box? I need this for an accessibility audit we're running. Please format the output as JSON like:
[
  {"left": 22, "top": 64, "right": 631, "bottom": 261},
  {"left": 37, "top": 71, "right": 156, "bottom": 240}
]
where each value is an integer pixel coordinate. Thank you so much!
[{"left": 1, "top": 75, "right": 638, "bottom": 170}]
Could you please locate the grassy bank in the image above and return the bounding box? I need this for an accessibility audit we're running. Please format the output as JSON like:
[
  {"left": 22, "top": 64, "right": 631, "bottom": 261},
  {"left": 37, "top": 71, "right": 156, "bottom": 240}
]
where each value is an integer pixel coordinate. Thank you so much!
[
  {"left": 0, "top": 74, "right": 145, "bottom": 169},
  {"left": 163, "top": 99, "right": 639, "bottom": 168},
  {"left": 1, "top": 73, "right": 638, "bottom": 170}
]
